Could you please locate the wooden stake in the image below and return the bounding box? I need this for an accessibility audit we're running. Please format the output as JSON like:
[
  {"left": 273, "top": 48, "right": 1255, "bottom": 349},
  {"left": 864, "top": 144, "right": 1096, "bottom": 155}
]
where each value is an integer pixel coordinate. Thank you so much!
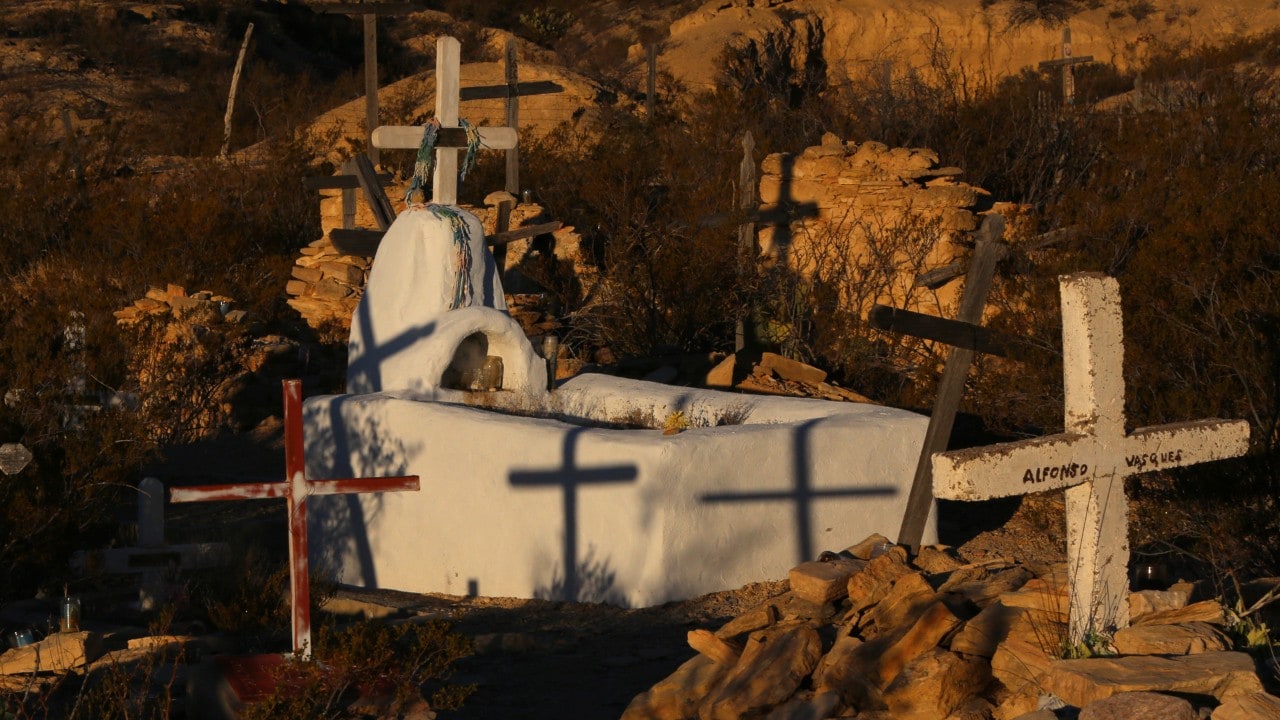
[
  {"left": 220, "top": 23, "right": 254, "bottom": 159},
  {"left": 364, "top": 14, "right": 379, "bottom": 166}
]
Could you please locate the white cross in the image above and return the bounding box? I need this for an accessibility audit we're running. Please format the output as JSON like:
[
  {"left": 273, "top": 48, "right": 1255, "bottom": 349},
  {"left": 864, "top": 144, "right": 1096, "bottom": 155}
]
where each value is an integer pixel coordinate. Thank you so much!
[
  {"left": 932, "top": 273, "right": 1249, "bottom": 644},
  {"left": 370, "top": 36, "right": 517, "bottom": 206}
]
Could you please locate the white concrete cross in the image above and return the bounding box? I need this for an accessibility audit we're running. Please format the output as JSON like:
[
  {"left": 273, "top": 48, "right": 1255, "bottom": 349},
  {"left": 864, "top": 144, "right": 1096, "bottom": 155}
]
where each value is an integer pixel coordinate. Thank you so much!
[
  {"left": 932, "top": 273, "right": 1249, "bottom": 644},
  {"left": 370, "top": 36, "right": 517, "bottom": 206}
]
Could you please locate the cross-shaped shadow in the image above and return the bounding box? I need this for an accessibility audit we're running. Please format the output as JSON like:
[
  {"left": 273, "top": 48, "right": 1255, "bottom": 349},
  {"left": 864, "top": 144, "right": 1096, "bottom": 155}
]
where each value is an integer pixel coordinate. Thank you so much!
[
  {"left": 700, "top": 418, "right": 897, "bottom": 563},
  {"left": 509, "top": 426, "right": 638, "bottom": 603}
]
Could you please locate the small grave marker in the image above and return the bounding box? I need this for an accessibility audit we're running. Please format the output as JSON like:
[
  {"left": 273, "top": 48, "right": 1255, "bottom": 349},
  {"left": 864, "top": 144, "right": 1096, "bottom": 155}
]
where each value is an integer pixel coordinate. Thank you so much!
[
  {"left": 932, "top": 273, "right": 1249, "bottom": 644},
  {"left": 1039, "top": 27, "right": 1093, "bottom": 105},
  {"left": 0, "top": 443, "right": 32, "bottom": 475},
  {"left": 370, "top": 36, "right": 517, "bottom": 206},
  {"left": 170, "top": 380, "right": 420, "bottom": 659},
  {"left": 75, "top": 477, "right": 230, "bottom": 611}
]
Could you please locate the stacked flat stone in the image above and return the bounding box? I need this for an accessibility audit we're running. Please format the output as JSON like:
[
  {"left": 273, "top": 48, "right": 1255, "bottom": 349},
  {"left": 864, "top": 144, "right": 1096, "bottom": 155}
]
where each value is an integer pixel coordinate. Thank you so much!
[
  {"left": 623, "top": 538, "right": 1280, "bottom": 720},
  {"left": 285, "top": 237, "right": 371, "bottom": 332},
  {"left": 114, "top": 284, "right": 245, "bottom": 326}
]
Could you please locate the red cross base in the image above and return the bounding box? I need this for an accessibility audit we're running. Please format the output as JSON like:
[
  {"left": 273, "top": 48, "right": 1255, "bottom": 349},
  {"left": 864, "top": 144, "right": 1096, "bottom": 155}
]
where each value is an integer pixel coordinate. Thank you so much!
[{"left": 170, "top": 379, "right": 419, "bottom": 659}]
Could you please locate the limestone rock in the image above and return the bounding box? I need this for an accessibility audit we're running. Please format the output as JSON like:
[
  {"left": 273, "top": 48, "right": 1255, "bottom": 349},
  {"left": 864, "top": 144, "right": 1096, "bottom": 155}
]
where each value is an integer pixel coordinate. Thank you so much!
[
  {"left": 998, "top": 567, "right": 1069, "bottom": 625},
  {"left": 1132, "top": 599, "right": 1225, "bottom": 626},
  {"left": 876, "top": 601, "right": 962, "bottom": 688},
  {"left": 867, "top": 571, "right": 935, "bottom": 635},
  {"left": 687, "top": 629, "right": 743, "bottom": 666},
  {"left": 699, "top": 622, "right": 822, "bottom": 720},
  {"left": 846, "top": 532, "right": 892, "bottom": 560},
  {"left": 1212, "top": 692, "right": 1280, "bottom": 719},
  {"left": 716, "top": 603, "right": 779, "bottom": 639},
  {"left": 914, "top": 545, "right": 963, "bottom": 575},
  {"left": 1077, "top": 691, "right": 1196, "bottom": 720},
  {"left": 989, "top": 610, "right": 1062, "bottom": 697},
  {"left": 950, "top": 602, "right": 1022, "bottom": 658},
  {"left": 622, "top": 655, "right": 727, "bottom": 720},
  {"left": 846, "top": 546, "right": 912, "bottom": 615},
  {"left": 1042, "top": 652, "right": 1263, "bottom": 707},
  {"left": 0, "top": 632, "right": 103, "bottom": 674},
  {"left": 1111, "top": 621, "right": 1231, "bottom": 655},
  {"left": 939, "top": 563, "right": 1034, "bottom": 608},
  {"left": 789, "top": 558, "right": 865, "bottom": 605},
  {"left": 883, "top": 648, "right": 990, "bottom": 720},
  {"left": 705, "top": 354, "right": 735, "bottom": 387},
  {"left": 812, "top": 632, "right": 883, "bottom": 711},
  {"left": 755, "top": 352, "right": 827, "bottom": 384},
  {"left": 1129, "top": 582, "right": 1194, "bottom": 621},
  {"left": 762, "top": 689, "right": 841, "bottom": 720}
]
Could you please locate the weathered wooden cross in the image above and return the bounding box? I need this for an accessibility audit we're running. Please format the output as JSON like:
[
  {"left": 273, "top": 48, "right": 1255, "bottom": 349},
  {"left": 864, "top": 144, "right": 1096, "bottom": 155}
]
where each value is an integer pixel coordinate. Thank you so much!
[
  {"left": 1039, "top": 27, "right": 1093, "bottom": 106},
  {"left": 75, "top": 477, "right": 230, "bottom": 611},
  {"left": 170, "top": 380, "right": 420, "bottom": 659},
  {"left": 881, "top": 214, "right": 1009, "bottom": 548},
  {"left": 931, "top": 273, "right": 1249, "bottom": 644},
  {"left": 371, "top": 36, "right": 518, "bottom": 206}
]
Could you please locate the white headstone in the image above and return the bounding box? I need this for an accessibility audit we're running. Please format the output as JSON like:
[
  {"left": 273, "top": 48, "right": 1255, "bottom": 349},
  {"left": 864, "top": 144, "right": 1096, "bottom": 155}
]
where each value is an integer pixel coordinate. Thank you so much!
[{"left": 932, "top": 273, "right": 1249, "bottom": 644}]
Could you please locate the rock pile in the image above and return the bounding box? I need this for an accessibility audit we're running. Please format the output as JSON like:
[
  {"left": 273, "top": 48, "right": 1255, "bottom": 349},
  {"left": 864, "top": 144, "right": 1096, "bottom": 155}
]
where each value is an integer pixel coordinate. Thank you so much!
[
  {"left": 622, "top": 535, "right": 1280, "bottom": 720},
  {"left": 285, "top": 236, "right": 371, "bottom": 337},
  {"left": 757, "top": 132, "right": 991, "bottom": 316},
  {"left": 113, "top": 284, "right": 245, "bottom": 327}
]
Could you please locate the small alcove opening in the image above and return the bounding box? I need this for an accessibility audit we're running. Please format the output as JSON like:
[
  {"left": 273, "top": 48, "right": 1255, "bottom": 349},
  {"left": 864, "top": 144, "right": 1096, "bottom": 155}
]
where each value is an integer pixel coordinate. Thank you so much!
[{"left": 441, "top": 332, "right": 505, "bottom": 391}]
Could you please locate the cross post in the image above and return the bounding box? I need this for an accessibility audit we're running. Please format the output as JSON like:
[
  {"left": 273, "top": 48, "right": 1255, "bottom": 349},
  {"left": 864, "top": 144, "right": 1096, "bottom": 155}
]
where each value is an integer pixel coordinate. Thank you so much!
[
  {"left": 932, "top": 273, "right": 1249, "bottom": 644},
  {"left": 892, "top": 215, "right": 1008, "bottom": 548},
  {"left": 371, "top": 36, "right": 518, "bottom": 206},
  {"left": 1039, "top": 27, "right": 1093, "bottom": 106},
  {"left": 170, "top": 380, "right": 420, "bottom": 659}
]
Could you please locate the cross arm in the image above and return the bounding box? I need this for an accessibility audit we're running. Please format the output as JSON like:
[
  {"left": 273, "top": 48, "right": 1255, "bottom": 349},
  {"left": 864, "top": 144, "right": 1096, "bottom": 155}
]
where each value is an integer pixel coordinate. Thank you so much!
[
  {"left": 1039, "top": 55, "right": 1094, "bottom": 69},
  {"left": 306, "top": 476, "right": 420, "bottom": 496},
  {"left": 459, "top": 81, "right": 565, "bottom": 101},
  {"left": 171, "top": 482, "right": 289, "bottom": 503},
  {"left": 372, "top": 125, "right": 517, "bottom": 151},
  {"left": 1120, "top": 419, "right": 1250, "bottom": 472},
  {"left": 932, "top": 432, "right": 1096, "bottom": 500}
]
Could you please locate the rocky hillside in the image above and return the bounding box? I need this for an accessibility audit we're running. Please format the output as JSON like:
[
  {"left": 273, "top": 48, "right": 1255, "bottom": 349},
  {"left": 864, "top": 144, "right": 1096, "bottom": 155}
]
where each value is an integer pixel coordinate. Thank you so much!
[{"left": 655, "top": 0, "right": 1280, "bottom": 94}]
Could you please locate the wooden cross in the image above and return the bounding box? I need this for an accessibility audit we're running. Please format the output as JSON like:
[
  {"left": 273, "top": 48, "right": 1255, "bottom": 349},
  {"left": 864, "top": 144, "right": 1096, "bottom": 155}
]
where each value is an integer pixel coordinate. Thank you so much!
[
  {"left": 932, "top": 273, "right": 1249, "bottom": 644},
  {"left": 1039, "top": 27, "right": 1093, "bottom": 105},
  {"left": 310, "top": 3, "right": 423, "bottom": 166},
  {"left": 509, "top": 429, "right": 636, "bottom": 601},
  {"left": 887, "top": 214, "right": 1008, "bottom": 548},
  {"left": 371, "top": 36, "right": 517, "bottom": 206},
  {"left": 170, "top": 379, "right": 420, "bottom": 659},
  {"left": 75, "top": 477, "right": 230, "bottom": 612}
]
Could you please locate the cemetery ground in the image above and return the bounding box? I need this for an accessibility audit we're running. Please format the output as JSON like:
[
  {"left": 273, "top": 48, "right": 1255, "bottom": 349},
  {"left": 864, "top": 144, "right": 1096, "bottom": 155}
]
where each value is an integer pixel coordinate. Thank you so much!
[{"left": 0, "top": 410, "right": 1167, "bottom": 720}]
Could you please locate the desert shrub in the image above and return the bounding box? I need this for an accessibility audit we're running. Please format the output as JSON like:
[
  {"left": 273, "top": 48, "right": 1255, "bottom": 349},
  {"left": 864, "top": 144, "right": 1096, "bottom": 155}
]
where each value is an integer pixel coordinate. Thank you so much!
[{"left": 242, "top": 619, "right": 475, "bottom": 719}]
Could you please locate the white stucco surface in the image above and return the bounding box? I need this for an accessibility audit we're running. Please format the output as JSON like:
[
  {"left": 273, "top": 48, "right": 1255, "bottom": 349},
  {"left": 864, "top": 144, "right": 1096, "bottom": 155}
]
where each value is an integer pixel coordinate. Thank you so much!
[
  {"left": 347, "top": 205, "right": 508, "bottom": 395},
  {"left": 305, "top": 377, "right": 931, "bottom": 607}
]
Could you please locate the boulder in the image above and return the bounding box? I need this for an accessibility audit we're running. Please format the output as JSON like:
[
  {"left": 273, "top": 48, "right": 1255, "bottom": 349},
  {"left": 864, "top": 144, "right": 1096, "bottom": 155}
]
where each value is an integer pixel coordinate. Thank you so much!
[
  {"left": 1111, "top": 621, "right": 1231, "bottom": 655},
  {"left": 789, "top": 558, "right": 865, "bottom": 605},
  {"left": 950, "top": 603, "right": 1022, "bottom": 658},
  {"left": 1077, "top": 691, "right": 1196, "bottom": 720},
  {"left": 621, "top": 655, "right": 728, "bottom": 720},
  {"left": 1042, "top": 652, "right": 1263, "bottom": 707},
  {"left": 1132, "top": 599, "right": 1225, "bottom": 626},
  {"left": 867, "top": 571, "right": 936, "bottom": 634},
  {"left": 0, "top": 632, "right": 103, "bottom": 674},
  {"left": 882, "top": 648, "right": 990, "bottom": 720},
  {"left": 698, "top": 622, "right": 822, "bottom": 720},
  {"left": 1212, "top": 691, "right": 1280, "bottom": 719},
  {"left": 876, "top": 601, "right": 962, "bottom": 688},
  {"left": 847, "top": 546, "right": 912, "bottom": 615}
]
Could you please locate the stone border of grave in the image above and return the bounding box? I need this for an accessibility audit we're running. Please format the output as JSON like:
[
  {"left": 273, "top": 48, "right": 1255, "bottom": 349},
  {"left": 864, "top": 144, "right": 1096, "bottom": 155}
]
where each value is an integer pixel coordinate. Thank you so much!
[{"left": 622, "top": 535, "right": 1279, "bottom": 720}]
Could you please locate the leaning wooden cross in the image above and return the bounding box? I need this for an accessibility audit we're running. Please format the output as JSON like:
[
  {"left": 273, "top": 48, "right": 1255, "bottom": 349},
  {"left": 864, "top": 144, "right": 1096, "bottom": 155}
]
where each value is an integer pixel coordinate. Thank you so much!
[
  {"left": 371, "top": 36, "right": 517, "bottom": 205},
  {"left": 170, "top": 380, "right": 419, "bottom": 659},
  {"left": 932, "top": 273, "right": 1249, "bottom": 644}
]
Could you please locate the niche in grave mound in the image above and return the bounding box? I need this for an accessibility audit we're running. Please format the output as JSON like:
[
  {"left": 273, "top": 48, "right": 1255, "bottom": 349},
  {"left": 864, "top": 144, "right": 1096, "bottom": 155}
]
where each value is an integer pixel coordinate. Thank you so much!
[{"left": 345, "top": 204, "right": 546, "bottom": 399}]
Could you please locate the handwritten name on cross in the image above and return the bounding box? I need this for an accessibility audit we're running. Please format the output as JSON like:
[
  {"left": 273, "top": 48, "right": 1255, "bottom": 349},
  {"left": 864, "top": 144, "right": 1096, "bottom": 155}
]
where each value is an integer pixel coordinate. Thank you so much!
[
  {"left": 931, "top": 273, "right": 1249, "bottom": 644},
  {"left": 170, "top": 380, "right": 419, "bottom": 659},
  {"left": 371, "top": 36, "right": 517, "bottom": 206}
]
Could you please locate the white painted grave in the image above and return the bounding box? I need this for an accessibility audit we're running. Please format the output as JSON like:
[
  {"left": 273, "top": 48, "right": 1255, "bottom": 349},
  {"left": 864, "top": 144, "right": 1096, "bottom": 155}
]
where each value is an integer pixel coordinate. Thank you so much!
[
  {"left": 932, "top": 273, "right": 1249, "bottom": 643},
  {"left": 305, "top": 32, "right": 930, "bottom": 608}
]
